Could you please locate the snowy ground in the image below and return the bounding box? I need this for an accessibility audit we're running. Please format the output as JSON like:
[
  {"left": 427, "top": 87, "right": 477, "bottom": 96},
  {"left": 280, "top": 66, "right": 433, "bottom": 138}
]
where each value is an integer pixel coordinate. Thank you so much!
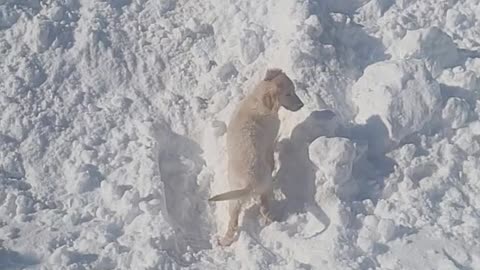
[{"left": 1, "top": 0, "right": 480, "bottom": 269}]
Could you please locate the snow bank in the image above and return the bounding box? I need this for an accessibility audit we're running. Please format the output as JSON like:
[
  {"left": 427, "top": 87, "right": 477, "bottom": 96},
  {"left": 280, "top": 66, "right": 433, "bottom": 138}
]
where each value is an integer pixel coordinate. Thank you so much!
[
  {"left": 352, "top": 59, "right": 442, "bottom": 144},
  {"left": 388, "top": 27, "right": 461, "bottom": 77},
  {"left": 442, "top": 97, "right": 470, "bottom": 129},
  {"left": 1, "top": 0, "right": 480, "bottom": 269},
  {"left": 309, "top": 137, "right": 357, "bottom": 198}
]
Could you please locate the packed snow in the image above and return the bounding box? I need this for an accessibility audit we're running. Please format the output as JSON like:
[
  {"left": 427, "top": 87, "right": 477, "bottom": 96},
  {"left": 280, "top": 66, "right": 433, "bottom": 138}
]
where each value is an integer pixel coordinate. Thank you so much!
[{"left": 1, "top": 0, "right": 480, "bottom": 269}]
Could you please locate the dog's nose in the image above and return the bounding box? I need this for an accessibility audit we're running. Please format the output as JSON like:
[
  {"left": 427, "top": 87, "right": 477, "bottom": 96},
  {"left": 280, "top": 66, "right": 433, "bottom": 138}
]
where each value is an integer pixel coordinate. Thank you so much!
[{"left": 291, "top": 102, "right": 303, "bottom": 111}]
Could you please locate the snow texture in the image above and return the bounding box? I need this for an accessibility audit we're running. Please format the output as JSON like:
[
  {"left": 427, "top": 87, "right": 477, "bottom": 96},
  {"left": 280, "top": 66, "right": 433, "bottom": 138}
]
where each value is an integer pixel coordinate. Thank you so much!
[
  {"left": 1, "top": 0, "right": 480, "bottom": 269},
  {"left": 352, "top": 59, "right": 442, "bottom": 144}
]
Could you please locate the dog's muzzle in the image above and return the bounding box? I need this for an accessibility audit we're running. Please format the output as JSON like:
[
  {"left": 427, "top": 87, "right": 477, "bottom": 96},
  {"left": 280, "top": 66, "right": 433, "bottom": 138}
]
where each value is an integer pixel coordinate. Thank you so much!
[
  {"left": 296, "top": 102, "right": 304, "bottom": 110},
  {"left": 282, "top": 93, "right": 304, "bottom": 111},
  {"left": 289, "top": 102, "right": 304, "bottom": 111}
]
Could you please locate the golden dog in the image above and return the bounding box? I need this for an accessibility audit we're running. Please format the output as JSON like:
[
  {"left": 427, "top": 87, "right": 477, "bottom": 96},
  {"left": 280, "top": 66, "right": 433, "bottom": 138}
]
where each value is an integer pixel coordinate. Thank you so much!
[{"left": 209, "top": 68, "right": 304, "bottom": 246}]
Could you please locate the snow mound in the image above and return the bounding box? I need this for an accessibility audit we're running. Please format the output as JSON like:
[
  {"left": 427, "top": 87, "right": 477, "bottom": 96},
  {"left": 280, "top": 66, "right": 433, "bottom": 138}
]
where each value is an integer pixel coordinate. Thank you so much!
[
  {"left": 2, "top": 0, "right": 480, "bottom": 269},
  {"left": 442, "top": 97, "right": 470, "bottom": 129},
  {"left": 309, "top": 137, "right": 357, "bottom": 198},
  {"left": 388, "top": 27, "right": 461, "bottom": 77},
  {"left": 352, "top": 59, "right": 442, "bottom": 144}
]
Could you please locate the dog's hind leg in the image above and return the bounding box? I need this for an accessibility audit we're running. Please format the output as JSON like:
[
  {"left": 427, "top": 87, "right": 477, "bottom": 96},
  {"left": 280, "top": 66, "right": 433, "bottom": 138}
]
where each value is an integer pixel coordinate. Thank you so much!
[
  {"left": 219, "top": 200, "right": 242, "bottom": 246},
  {"left": 259, "top": 190, "right": 273, "bottom": 225}
]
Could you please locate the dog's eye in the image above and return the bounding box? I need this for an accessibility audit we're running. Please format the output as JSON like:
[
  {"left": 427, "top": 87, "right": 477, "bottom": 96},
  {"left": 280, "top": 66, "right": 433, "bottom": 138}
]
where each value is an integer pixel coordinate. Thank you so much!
[{"left": 286, "top": 93, "right": 292, "bottom": 97}]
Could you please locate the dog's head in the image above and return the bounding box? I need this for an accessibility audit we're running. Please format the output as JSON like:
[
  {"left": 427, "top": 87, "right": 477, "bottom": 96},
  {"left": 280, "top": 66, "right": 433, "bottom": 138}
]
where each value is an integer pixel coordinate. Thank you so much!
[{"left": 263, "top": 68, "right": 304, "bottom": 112}]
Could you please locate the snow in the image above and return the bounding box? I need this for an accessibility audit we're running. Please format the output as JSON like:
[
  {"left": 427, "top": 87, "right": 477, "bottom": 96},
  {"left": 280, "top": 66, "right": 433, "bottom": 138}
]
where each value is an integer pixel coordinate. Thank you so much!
[
  {"left": 309, "top": 136, "right": 357, "bottom": 196},
  {"left": 388, "top": 27, "right": 461, "bottom": 77},
  {"left": 1, "top": 0, "right": 480, "bottom": 269},
  {"left": 442, "top": 97, "right": 470, "bottom": 129},
  {"left": 352, "top": 59, "right": 442, "bottom": 145}
]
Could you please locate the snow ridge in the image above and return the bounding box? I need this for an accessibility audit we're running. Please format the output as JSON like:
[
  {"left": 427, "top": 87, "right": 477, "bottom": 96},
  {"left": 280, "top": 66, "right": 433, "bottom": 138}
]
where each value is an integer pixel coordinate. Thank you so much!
[{"left": 1, "top": 0, "right": 480, "bottom": 269}]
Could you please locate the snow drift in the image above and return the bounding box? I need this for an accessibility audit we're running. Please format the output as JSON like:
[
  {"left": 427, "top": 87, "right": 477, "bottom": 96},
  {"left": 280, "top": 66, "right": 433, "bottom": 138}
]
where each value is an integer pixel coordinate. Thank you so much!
[{"left": 1, "top": 0, "right": 480, "bottom": 269}]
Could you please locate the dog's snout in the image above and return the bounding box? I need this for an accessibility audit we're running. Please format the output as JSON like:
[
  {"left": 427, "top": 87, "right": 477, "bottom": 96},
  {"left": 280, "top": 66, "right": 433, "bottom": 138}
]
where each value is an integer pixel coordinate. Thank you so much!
[
  {"left": 295, "top": 102, "right": 304, "bottom": 111},
  {"left": 288, "top": 100, "right": 304, "bottom": 111},
  {"left": 296, "top": 96, "right": 304, "bottom": 109},
  {"left": 281, "top": 92, "right": 304, "bottom": 111}
]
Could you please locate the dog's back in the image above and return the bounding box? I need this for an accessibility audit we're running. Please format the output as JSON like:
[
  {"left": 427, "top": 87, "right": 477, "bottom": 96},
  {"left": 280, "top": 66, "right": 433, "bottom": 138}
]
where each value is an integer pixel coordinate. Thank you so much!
[{"left": 226, "top": 83, "right": 279, "bottom": 192}]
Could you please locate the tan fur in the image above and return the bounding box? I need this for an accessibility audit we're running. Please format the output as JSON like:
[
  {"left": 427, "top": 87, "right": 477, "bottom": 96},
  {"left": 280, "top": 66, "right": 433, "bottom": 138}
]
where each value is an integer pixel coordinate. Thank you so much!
[{"left": 209, "top": 68, "right": 304, "bottom": 246}]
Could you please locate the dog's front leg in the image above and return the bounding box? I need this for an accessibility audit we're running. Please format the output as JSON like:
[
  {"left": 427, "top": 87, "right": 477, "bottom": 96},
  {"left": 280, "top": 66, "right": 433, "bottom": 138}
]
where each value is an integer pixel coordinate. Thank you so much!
[
  {"left": 261, "top": 146, "right": 275, "bottom": 225},
  {"left": 267, "top": 144, "right": 275, "bottom": 173}
]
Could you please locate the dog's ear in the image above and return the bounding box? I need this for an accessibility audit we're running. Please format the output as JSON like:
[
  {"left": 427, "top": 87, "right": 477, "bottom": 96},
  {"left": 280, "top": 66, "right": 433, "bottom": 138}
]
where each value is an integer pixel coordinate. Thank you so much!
[
  {"left": 262, "top": 88, "right": 278, "bottom": 111},
  {"left": 262, "top": 91, "right": 274, "bottom": 111},
  {"left": 264, "top": 68, "right": 283, "bottom": 81}
]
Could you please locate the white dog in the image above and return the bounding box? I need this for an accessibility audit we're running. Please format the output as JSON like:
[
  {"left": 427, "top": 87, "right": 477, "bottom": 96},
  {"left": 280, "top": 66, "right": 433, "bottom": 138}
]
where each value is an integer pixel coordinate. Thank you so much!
[{"left": 209, "top": 68, "right": 304, "bottom": 246}]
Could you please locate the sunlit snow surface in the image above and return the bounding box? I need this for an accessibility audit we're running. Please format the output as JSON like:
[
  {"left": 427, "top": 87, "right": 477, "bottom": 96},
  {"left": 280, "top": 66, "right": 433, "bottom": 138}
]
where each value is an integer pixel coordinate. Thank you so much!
[{"left": 1, "top": 0, "right": 480, "bottom": 269}]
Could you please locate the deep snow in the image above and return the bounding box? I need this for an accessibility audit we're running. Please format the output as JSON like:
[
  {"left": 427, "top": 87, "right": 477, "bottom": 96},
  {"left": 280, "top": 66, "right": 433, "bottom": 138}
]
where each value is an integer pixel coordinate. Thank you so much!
[{"left": 1, "top": 0, "right": 480, "bottom": 269}]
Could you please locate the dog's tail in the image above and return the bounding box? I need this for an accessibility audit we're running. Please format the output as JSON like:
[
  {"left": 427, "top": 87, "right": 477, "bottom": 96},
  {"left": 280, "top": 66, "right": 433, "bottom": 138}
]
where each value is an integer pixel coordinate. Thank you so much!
[{"left": 208, "top": 188, "right": 251, "bottom": 202}]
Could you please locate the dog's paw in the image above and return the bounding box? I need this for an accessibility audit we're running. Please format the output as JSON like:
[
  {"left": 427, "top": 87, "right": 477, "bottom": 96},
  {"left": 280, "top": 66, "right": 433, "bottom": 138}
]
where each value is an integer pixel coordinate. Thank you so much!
[
  {"left": 260, "top": 213, "right": 274, "bottom": 226},
  {"left": 218, "top": 236, "right": 235, "bottom": 247}
]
